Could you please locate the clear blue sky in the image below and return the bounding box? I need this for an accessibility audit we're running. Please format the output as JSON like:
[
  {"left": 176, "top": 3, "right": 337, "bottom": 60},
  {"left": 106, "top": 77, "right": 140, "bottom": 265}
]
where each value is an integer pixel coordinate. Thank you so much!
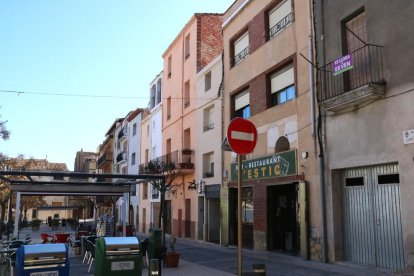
[{"left": 0, "top": 1, "right": 234, "bottom": 171}]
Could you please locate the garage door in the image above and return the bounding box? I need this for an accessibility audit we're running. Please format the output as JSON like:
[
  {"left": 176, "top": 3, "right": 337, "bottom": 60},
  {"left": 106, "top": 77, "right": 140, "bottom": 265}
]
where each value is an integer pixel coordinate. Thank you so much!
[{"left": 342, "top": 163, "right": 405, "bottom": 269}]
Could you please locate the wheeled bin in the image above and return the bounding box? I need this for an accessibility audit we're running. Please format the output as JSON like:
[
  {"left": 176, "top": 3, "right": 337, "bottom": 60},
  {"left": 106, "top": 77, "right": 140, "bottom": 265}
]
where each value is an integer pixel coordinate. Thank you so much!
[
  {"left": 16, "top": 243, "right": 69, "bottom": 276},
  {"left": 94, "top": 236, "right": 142, "bottom": 276}
]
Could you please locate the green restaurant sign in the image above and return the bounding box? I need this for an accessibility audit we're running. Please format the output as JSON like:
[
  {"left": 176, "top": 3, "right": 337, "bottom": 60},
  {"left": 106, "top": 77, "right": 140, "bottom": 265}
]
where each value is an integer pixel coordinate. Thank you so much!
[{"left": 231, "top": 150, "right": 297, "bottom": 182}]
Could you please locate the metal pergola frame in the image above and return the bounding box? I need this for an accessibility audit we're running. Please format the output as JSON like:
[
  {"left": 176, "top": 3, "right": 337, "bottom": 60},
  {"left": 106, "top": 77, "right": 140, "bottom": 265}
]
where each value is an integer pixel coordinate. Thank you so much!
[{"left": 0, "top": 170, "right": 165, "bottom": 237}]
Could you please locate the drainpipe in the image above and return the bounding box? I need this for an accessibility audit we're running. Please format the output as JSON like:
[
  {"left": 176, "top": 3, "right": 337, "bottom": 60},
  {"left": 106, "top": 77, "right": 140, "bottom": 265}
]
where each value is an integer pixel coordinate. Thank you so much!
[{"left": 314, "top": 0, "right": 329, "bottom": 263}]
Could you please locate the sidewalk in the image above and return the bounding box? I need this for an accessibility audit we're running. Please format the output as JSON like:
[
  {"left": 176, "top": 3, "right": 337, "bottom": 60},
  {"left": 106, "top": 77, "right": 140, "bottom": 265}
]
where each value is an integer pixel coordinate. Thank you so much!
[{"left": 12, "top": 227, "right": 396, "bottom": 276}]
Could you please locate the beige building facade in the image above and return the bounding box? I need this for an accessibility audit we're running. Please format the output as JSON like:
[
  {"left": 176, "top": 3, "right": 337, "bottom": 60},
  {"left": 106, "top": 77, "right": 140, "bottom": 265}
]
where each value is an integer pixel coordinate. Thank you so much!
[{"left": 222, "top": 0, "right": 320, "bottom": 259}]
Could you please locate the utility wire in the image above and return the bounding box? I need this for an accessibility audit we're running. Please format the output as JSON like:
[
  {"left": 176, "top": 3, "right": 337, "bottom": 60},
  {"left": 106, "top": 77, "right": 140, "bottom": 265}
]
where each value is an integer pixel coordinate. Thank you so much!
[{"left": 0, "top": 89, "right": 219, "bottom": 101}]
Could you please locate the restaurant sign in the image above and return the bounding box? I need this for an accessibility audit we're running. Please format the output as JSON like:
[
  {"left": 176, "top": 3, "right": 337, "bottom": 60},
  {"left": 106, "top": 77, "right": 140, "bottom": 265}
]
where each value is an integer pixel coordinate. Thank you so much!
[
  {"left": 231, "top": 150, "right": 297, "bottom": 182},
  {"left": 332, "top": 54, "right": 353, "bottom": 76}
]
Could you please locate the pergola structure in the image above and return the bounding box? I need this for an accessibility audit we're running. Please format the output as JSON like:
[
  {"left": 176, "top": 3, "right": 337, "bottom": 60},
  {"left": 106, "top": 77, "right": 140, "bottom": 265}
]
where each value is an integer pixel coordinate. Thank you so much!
[{"left": 0, "top": 170, "right": 165, "bottom": 237}]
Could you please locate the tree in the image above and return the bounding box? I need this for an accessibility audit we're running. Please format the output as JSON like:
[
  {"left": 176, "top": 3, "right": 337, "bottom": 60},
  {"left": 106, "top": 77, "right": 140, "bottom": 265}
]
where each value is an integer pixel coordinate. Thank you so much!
[
  {"left": 21, "top": 195, "right": 46, "bottom": 222},
  {"left": 140, "top": 155, "right": 181, "bottom": 254},
  {"left": 0, "top": 115, "right": 10, "bottom": 140}
]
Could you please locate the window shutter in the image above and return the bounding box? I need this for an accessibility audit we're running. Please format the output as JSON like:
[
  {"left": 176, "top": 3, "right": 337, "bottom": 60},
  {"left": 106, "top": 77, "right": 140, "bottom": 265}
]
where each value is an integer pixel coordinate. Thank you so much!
[
  {"left": 235, "top": 91, "right": 250, "bottom": 110},
  {"left": 234, "top": 32, "right": 249, "bottom": 55},
  {"left": 269, "top": 0, "right": 291, "bottom": 29},
  {"left": 271, "top": 67, "right": 294, "bottom": 94}
]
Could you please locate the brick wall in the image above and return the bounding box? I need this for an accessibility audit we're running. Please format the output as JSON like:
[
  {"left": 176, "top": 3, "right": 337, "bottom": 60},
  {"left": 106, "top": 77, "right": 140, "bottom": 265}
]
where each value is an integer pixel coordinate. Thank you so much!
[
  {"left": 249, "top": 73, "right": 268, "bottom": 116},
  {"left": 197, "top": 14, "right": 223, "bottom": 72},
  {"left": 249, "top": 10, "right": 266, "bottom": 53}
]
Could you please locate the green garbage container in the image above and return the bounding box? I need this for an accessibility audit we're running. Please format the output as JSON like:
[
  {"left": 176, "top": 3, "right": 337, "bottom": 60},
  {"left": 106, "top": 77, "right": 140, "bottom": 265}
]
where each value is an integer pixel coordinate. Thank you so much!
[
  {"left": 94, "top": 237, "right": 142, "bottom": 276},
  {"left": 147, "top": 228, "right": 162, "bottom": 261}
]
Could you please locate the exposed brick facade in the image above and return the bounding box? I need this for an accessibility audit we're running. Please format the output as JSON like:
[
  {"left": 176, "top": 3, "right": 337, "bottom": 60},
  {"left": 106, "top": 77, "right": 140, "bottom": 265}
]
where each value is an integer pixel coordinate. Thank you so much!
[
  {"left": 249, "top": 73, "right": 268, "bottom": 116},
  {"left": 197, "top": 14, "right": 223, "bottom": 72},
  {"left": 249, "top": 10, "right": 266, "bottom": 53}
]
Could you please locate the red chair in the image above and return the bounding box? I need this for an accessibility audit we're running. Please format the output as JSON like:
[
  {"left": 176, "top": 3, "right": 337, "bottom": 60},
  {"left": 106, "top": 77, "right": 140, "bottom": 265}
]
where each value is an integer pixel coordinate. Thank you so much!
[
  {"left": 40, "top": 233, "right": 54, "bottom": 243},
  {"left": 54, "top": 233, "right": 70, "bottom": 243}
]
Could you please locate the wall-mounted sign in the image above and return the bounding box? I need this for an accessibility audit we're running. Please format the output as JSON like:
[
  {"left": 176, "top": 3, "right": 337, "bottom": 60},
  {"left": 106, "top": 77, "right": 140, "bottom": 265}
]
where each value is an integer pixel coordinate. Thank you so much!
[
  {"left": 231, "top": 150, "right": 297, "bottom": 182},
  {"left": 332, "top": 54, "right": 353, "bottom": 76},
  {"left": 403, "top": 129, "right": 414, "bottom": 145}
]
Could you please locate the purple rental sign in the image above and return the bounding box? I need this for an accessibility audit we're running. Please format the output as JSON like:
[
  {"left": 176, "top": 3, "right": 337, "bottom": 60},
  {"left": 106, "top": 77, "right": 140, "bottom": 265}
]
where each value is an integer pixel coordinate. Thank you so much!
[{"left": 332, "top": 54, "right": 353, "bottom": 76}]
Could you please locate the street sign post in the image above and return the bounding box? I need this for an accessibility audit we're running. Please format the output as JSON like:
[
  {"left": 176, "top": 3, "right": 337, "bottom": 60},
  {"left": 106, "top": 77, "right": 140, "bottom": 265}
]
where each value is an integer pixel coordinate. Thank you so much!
[{"left": 226, "top": 117, "right": 257, "bottom": 276}]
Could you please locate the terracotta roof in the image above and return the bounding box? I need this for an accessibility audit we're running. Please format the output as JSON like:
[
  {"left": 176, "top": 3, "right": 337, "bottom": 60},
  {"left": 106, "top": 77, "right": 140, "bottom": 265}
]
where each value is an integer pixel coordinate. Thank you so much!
[{"left": 7, "top": 158, "right": 69, "bottom": 171}]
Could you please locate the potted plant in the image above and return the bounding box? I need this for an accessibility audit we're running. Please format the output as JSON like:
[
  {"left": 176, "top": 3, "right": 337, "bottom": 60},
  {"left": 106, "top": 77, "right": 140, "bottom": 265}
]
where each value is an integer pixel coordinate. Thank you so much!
[
  {"left": 164, "top": 236, "right": 180, "bottom": 267},
  {"left": 66, "top": 218, "right": 78, "bottom": 230},
  {"left": 50, "top": 218, "right": 60, "bottom": 231},
  {"left": 30, "top": 219, "right": 42, "bottom": 231}
]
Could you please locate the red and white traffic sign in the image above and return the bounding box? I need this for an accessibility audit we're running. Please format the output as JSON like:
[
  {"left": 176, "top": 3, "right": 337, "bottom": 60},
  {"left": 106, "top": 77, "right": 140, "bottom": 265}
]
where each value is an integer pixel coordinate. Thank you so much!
[{"left": 227, "top": 117, "right": 257, "bottom": 155}]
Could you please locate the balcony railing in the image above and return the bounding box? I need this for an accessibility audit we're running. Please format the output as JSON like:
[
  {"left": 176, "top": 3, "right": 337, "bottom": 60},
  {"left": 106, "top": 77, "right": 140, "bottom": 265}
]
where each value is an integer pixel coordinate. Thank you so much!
[
  {"left": 116, "top": 152, "right": 127, "bottom": 164},
  {"left": 318, "top": 44, "right": 385, "bottom": 104},
  {"left": 203, "top": 123, "right": 215, "bottom": 132},
  {"left": 269, "top": 13, "right": 292, "bottom": 39},
  {"left": 118, "top": 126, "right": 128, "bottom": 141},
  {"left": 97, "top": 152, "right": 113, "bottom": 167},
  {"left": 234, "top": 46, "right": 249, "bottom": 65},
  {"left": 139, "top": 149, "right": 194, "bottom": 174}
]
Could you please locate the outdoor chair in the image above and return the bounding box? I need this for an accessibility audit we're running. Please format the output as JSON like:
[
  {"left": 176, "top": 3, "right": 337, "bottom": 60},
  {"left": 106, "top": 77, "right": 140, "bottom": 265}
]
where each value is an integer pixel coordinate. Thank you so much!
[{"left": 68, "top": 236, "right": 80, "bottom": 257}]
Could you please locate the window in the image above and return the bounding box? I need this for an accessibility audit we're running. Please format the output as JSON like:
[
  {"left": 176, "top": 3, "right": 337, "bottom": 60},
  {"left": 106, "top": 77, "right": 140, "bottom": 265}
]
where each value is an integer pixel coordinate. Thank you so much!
[
  {"left": 270, "top": 65, "right": 295, "bottom": 106},
  {"left": 150, "top": 85, "right": 156, "bottom": 109},
  {"left": 203, "top": 152, "right": 214, "bottom": 178},
  {"left": 145, "top": 149, "right": 149, "bottom": 163},
  {"left": 32, "top": 209, "right": 37, "bottom": 219},
  {"left": 183, "top": 128, "right": 191, "bottom": 150},
  {"left": 233, "top": 32, "right": 249, "bottom": 65},
  {"left": 156, "top": 79, "right": 162, "bottom": 105},
  {"left": 268, "top": 0, "right": 292, "bottom": 39},
  {"left": 167, "top": 97, "right": 171, "bottom": 119},
  {"left": 234, "top": 90, "right": 250, "bottom": 118},
  {"left": 242, "top": 187, "right": 253, "bottom": 224},
  {"left": 185, "top": 34, "right": 190, "bottom": 59},
  {"left": 203, "top": 105, "right": 214, "bottom": 131},
  {"left": 132, "top": 123, "right": 137, "bottom": 136},
  {"left": 184, "top": 81, "right": 190, "bottom": 108},
  {"left": 345, "top": 11, "right": 368, "bottom": 89},
  {"left": 147, "top": 124, "right": 149, "bottom": 136},
  {"left": 143, "top": 182, "right": 148, "bottom": 199},
  {"left": 167, "top": 55, "right": 172, "bottom": 77},
  {"left": 131, "top": 152, "right": 136, "bottom": 166},
  {"left": 205, "top": 71, "right": 211, "bottom": 92}
]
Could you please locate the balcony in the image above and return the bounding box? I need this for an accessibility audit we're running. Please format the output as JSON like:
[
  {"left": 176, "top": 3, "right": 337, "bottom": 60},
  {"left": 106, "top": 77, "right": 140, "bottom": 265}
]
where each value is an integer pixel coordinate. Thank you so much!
[
  {"left": 118, "top": 126, "right": 128, "bottom": 142},
  {"left": 203, "top": 123, "right": 215, "bottom": 132},
  {"left": 116, "top": 152, "right": 127, "bottom": 164},
  {"left": 234, "top": 46, "right": 249, "bottom": 65},
  {"left": 139, "top": 149, "right": 194, "bottom": 174},
  {"left": 318, "top": 44, "right": 386, "bottom": 113},
  {"left": 97, "top": 152, "right": 113, "bottom": 167}
]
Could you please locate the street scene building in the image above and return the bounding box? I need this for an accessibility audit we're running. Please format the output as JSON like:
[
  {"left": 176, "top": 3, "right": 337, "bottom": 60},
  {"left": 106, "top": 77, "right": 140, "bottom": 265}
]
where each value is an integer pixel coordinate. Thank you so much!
[
  {"left": 160, "top": 13, "right": 223, "bottom": 239},
  {"left": 314, "top": 0, "right": 414, "bottom": 270},
  {"left": 221, "top": 0, "right": 320, "bottom": 260},
  {"left": 3, "top": 1, "right": 414, "bottom": 274}
]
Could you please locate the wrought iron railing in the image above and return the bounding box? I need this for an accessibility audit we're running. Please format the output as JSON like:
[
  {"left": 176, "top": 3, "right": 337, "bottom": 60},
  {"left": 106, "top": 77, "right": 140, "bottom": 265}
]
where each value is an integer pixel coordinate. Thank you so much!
[
  {"left": 139, "top": 149, "right": 194, "bottom": 173},
  {"left": 116, "top": 152, "right": 127, "bottom": 163},
  {"left": 234, "top": 46, "right": 249, "bottom": 65},
  {"left": 269, "top": 13, "right": 292, "bottom": 39},
  {"left": 203, "top": 123, "right": 215, "bottom": 132},
  {"left": 118, "top": 126, "right": 127, "bottom": 139},
  {"left": 97, "top": 152, "right": 113, "bottom": 167},
  {"left": 318, "top": 44, "right": 385, "bottom": 102}
]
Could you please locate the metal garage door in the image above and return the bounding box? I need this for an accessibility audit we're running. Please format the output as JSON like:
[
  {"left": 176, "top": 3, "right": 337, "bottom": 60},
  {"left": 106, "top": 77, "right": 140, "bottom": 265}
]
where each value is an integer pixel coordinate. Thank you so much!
[{"left": 342, "top": 163, "right": 405, "bottom": 269}]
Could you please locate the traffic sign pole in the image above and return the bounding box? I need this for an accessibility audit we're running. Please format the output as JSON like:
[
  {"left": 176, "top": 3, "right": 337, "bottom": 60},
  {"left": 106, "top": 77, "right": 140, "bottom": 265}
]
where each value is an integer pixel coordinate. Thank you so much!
[
  {"left": 225, "top": 117, "right": 257, "bottom": 276},
  {"left": 237, "top": 154, "right": 243, "bottom": 276}
]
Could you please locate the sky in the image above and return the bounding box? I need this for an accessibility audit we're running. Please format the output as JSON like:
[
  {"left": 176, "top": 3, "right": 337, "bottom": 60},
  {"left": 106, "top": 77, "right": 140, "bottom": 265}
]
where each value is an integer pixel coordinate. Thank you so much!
[{"left": 0, "top": 0, "right": 234, "bottom": 171}]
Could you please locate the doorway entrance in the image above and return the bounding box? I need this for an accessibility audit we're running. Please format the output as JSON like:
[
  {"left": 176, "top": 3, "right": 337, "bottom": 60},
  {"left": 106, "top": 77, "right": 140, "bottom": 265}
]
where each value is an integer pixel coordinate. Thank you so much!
[{"left": 267, "top": 183, "right": 299, "bottom": 254}]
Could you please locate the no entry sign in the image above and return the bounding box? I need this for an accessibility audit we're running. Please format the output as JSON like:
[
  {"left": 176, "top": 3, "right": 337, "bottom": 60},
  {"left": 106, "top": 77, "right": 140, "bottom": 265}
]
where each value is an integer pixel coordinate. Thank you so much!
[{"left": 227, "top": 117, "right": 257, "bottom": 155}]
